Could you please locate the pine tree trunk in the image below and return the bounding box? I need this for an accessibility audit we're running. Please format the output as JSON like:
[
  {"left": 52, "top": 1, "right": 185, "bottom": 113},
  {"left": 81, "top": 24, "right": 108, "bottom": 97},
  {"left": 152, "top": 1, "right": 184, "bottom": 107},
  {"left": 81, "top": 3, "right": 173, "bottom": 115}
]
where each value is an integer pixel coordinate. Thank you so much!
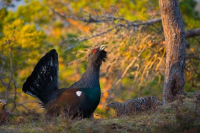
[{"left": 159, "top": 0, "right": 186, "bottom": 104}]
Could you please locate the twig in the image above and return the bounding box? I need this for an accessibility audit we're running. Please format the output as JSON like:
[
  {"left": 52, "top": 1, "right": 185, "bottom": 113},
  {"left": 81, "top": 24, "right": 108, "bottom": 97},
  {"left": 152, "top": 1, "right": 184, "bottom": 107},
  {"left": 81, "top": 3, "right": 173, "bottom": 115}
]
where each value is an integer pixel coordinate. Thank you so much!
[
  {"left": 50, "top": 6, "right": 161, "bottom": 26},
  {"left": 5, "top": 47, "right": 13, "bottom": 100},
  {"left": 49, "top": 6, "right": 162, "bottom": 51},
  {"left": 0, "top": 75, "right": 7, "bottom": 89},
  {"left": 150, "top": 28, "right": 200, "bottom": 48},
  {"left": 18, "top": 104, "right": 30, "bottom": 111},
  {"left": 49, "top": 6, "right": 111, "bottom": 23},
  {"left": 63, "top": 24, "right": 123, "bottom": 51},
  {"left": 102, "top": 45, "right": 147, "bottom": 96},
  {"left": 186, "top": 28, "right": 200, "bottom": 39},
  {"left": 10, "top": 78, "right": 17, "bottom": 113},
  {"left": 128, "top": 18, "right": 161, "bottom": 27},
  {"left": 114, "top": 46, "right": 147, "bottom": 88},
  {"left": 186, "top": 54, "right": 200, "bottom": 60}
]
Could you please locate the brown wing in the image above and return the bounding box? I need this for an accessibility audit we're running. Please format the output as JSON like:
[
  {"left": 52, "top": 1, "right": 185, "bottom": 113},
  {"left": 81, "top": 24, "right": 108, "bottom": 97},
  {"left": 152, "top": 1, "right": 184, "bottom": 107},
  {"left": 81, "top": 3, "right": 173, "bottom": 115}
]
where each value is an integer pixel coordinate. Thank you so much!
[{"left": 46, "top": 88, "right": 85, "bottom": 117}]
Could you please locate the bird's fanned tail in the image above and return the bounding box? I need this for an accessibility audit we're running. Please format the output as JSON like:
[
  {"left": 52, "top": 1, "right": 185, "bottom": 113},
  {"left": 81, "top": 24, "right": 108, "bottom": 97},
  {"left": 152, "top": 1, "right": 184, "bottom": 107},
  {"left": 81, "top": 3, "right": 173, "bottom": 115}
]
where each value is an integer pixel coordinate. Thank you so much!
[{"left": 22, "top": 49, "right": 59, "bottom": 105}]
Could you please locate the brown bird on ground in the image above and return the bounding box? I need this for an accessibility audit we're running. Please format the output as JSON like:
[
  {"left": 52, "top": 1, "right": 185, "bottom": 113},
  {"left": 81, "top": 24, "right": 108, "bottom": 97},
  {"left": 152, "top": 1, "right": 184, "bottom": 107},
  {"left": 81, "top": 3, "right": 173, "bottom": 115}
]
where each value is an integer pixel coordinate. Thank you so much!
[
  {"left": 0, "top": 100, "right": 9, "bottom": 124},
  {"left": 107, "top": 96, "right": 162, "bottom": 117}
]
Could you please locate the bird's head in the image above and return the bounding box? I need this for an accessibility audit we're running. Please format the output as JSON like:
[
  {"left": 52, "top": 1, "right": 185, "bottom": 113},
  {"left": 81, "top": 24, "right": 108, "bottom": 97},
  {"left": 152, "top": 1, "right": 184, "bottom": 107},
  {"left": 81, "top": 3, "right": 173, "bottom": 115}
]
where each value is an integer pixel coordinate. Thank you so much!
[
  {"left": 106, "top": 102, "right": 122, "bottom": 110},
  {"left": 88, "top": 45, "right": 107, "bottom": 66}
]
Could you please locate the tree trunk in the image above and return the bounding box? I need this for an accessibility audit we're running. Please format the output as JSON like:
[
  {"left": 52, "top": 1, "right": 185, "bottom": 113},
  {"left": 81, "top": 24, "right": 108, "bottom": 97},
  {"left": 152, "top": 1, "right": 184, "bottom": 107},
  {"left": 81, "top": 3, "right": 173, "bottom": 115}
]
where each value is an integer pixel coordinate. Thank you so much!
[{"left": 159, "top": 0, "right": 186, "bottom": 104}]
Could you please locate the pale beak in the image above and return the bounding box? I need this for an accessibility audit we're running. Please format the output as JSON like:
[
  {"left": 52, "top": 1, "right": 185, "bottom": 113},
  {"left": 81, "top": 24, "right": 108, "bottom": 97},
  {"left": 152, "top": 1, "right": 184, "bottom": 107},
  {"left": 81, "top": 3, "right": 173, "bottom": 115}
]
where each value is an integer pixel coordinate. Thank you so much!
[{"left": 100, "top": 45, "right": 106, "bottom": 50}]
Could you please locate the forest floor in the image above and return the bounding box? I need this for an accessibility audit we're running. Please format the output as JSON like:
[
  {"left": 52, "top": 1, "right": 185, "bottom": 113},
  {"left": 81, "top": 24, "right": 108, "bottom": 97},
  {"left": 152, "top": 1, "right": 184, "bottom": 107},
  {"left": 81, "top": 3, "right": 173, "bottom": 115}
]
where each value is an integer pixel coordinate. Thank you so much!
[{"left": 0, "top": 92, "right": 200, "bottom": 133}]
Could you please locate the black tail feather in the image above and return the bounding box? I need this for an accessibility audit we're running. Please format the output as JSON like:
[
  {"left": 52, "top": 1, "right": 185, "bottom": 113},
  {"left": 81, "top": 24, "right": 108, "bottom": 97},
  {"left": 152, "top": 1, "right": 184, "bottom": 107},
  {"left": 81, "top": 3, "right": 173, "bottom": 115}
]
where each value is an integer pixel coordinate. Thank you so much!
[{"left": 22, "top": 49, "right": 59, "bottom": 104}]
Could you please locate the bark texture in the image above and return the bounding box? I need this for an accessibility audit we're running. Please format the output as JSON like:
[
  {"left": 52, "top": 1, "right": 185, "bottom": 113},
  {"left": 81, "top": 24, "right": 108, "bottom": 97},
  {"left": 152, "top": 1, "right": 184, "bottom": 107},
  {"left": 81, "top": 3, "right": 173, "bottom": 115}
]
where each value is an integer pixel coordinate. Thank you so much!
[{"left": 159, "top": 0, "right": 186, "bottom": 104}]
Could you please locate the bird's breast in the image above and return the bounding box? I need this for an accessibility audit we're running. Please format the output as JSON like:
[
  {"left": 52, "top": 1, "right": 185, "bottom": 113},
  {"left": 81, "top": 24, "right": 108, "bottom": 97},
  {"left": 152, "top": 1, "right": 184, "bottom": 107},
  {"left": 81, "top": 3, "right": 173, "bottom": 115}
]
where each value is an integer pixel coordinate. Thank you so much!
[
  {"left": 80, "top": 87, "right": 101, "bottom": 113},
  {"left": 83, "top": 87, "right": 101, "bottom": 104}
]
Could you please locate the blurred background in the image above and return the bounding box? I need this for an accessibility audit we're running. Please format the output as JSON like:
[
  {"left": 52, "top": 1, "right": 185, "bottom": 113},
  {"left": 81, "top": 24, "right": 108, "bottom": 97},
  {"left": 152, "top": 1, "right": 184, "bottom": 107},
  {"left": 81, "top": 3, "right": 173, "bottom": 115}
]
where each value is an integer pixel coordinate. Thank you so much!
[{"left": 0, "top": 0, "right": 200, "bottom": 117}]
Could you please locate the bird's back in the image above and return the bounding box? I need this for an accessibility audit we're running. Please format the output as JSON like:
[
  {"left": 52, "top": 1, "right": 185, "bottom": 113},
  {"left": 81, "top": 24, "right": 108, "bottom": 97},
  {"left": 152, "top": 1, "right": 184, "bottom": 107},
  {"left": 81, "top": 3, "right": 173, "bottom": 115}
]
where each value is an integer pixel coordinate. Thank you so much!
[{"left": 124, "top": 96, "right": 162, "bottom": 114}]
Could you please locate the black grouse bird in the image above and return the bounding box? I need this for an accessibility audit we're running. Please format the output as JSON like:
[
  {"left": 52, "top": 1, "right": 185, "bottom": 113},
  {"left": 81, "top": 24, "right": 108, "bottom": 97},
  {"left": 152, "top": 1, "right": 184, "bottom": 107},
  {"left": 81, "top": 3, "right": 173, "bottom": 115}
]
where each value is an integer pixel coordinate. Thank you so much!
[{"left": 22, "top": 46, "right": 107, "bottom": 118}]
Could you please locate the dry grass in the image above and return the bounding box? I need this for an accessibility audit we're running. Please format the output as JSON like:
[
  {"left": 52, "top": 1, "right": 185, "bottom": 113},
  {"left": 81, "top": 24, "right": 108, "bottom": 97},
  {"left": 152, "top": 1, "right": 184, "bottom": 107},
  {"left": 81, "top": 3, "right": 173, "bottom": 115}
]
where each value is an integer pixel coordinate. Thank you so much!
[{"left": 1, "top": 93, "right": 200, "bottom": 133}]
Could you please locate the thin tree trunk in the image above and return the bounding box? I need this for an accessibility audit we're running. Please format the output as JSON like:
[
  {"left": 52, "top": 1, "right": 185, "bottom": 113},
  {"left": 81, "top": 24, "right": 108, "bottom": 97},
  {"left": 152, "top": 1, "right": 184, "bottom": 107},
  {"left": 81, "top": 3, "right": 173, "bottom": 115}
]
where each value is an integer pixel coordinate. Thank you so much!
[{"left": 159, "top": 0, "right": 186, "bottom": 104}]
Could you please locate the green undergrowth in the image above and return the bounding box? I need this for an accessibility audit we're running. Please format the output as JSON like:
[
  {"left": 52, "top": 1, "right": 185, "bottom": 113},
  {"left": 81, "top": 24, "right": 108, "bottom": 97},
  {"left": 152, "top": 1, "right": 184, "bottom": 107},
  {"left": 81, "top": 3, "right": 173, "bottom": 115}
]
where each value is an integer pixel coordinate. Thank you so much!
[{"left": 1, "top": 93, "right": 200, "bottom": 133}]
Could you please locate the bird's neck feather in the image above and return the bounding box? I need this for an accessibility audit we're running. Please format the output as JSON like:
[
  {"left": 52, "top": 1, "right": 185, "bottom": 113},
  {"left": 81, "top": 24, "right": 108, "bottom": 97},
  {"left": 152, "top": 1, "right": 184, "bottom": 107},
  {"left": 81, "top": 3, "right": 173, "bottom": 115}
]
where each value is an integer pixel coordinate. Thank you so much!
[
  {"left": 70, "top": 63, "right": 100, "bottom": 88},
  {"left": 83, "top": 64, "right": 100, "bottom": 86}
]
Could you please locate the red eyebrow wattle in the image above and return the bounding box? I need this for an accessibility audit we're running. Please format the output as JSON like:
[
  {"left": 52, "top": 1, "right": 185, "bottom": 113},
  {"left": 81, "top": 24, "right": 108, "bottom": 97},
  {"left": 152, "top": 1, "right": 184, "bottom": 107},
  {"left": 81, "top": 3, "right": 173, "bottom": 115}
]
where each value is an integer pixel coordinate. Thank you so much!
[{"left": 92, "top": 49, "right": 97, "bottom": 54}]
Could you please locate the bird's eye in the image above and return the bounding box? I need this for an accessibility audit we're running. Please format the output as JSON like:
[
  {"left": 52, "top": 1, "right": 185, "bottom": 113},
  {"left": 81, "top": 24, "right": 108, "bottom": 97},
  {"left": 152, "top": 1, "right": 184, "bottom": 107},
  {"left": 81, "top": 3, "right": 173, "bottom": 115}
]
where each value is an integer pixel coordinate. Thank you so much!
[{"left": 92, "top": 49, "right": 97, "bottom": 54}]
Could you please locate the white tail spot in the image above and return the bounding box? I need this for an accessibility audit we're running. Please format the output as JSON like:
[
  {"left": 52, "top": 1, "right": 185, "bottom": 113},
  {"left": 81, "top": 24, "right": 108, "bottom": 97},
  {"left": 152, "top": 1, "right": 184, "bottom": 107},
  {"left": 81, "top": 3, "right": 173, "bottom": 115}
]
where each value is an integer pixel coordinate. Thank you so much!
[{"left": 76, "top": 91, "right": 82, "bottom": 97}]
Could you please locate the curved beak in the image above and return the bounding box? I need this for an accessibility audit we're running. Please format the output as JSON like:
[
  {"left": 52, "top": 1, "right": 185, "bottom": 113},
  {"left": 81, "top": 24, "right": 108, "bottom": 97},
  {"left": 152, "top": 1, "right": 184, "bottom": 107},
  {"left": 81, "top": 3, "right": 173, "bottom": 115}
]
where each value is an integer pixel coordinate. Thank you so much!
[{"left": 100, "top": 45, "right": 106, "bottom": 50}]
